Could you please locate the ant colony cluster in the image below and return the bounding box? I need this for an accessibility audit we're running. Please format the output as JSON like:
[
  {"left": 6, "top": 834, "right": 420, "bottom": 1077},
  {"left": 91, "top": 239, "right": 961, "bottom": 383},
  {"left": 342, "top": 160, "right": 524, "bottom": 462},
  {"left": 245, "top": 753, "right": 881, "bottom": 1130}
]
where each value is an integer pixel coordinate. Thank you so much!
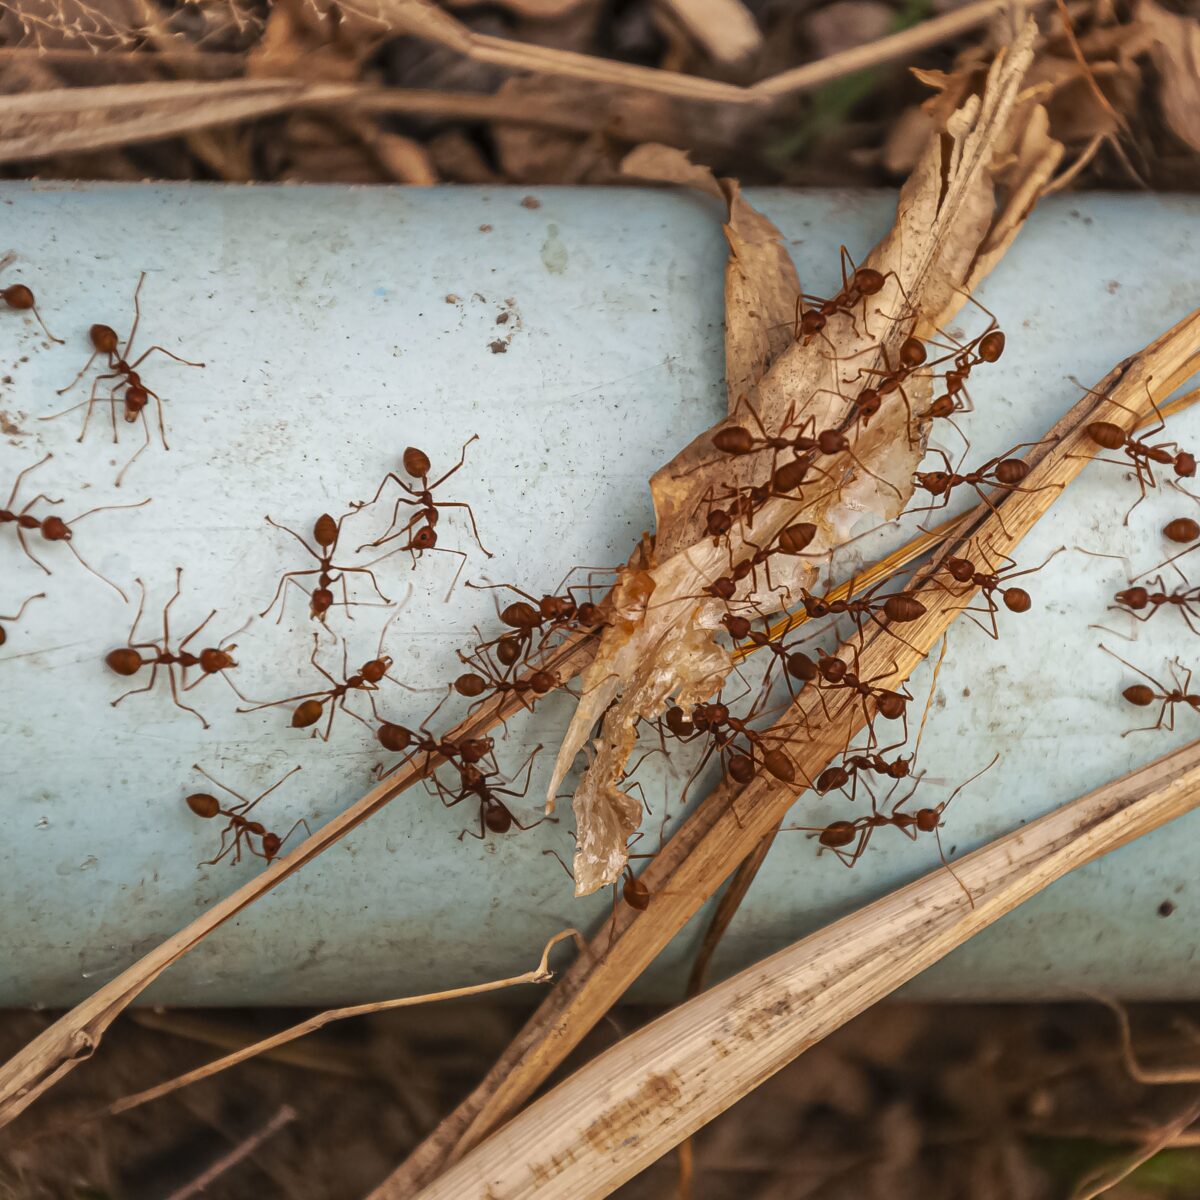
[{"left": 3, "top": 243, "right": 1195, "bottom": 924}]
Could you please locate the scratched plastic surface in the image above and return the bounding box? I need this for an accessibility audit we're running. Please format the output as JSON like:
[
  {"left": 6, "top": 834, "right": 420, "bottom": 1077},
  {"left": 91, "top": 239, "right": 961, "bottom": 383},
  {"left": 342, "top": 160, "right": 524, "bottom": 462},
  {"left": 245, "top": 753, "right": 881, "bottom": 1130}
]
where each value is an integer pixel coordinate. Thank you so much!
[{"left": 1, "top": 183, "right": 1199, "bottom": 1007}]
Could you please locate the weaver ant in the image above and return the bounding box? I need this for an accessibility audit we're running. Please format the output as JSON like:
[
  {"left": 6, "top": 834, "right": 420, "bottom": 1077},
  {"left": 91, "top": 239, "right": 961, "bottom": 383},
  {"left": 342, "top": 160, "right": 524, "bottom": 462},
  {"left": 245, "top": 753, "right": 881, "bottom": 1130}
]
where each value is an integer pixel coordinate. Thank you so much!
[
  {"left": 934, "top": 543, "right": 1065, "bottom": 640},
  {"left": 185, "top": 764, "right": 307, "bottom": 866},
  {"left": 792, "top": 577, "right": 928, "bottom": 651},
  {"left": 354, "top": 438, "right": 490, "bottom": 598},
  {"left": 1108, "top": 573, "right": 1200, "bottom": 636},
  {"left": 838, "top": 334, "right": 928, "bottom": 430},
  {"left": 793, "top": 247, "right": 894, "bottom": 342},
  {"left": 693, "top": 522, "right": 819, "bottom": 604},
  {"left": 910, "top": 439, "right": 1061, "bottom": 532},
  {"left": 41, "top": 272, "right": 204, "bottom": 486},
  {"left": 0, "top": 591, "right": 44, "bottom": 647},
  {"left": 1075, "top": 383, "right": 1197, "bottom": 523},
  {"left": 449, "top": 642, "right": 564, "bottom": 723},
  {"left": 1, "top": 453, "right": 147, "bottom": 600},
  {"left": 914, "top": 305, "right": 1006, "bottom": 439},
  {"left": 375, "top": 714, "right": 495, "bottom": 777},
  {"left": 466, "top": 571, "right": 610, "bottom": 670},
  {"left": 260, "top": 511, "right": 392, "bottom": 625},
  {"left": 787, "top": 755, "right": 998, "bottom": 906},
  {"left": 425, "top": 745, "right": 551, "bottom": 840},
  {"left": 808, "top": 651, "right": 912, "bottom": 747},
  {"left": 814, "top": 750, "right": 912, "bottom": 800},
  {"left": 1102, "top": 645, "right": 1200, "bottom": 735},
  {"left": 238, "top": 613, "right": 405, "bottom": 741},
  {"left": 0, "top": 253, "right": 61, "bottom": 343},
  {"left": 106, "top": 569, "right": 253, "bottom": 729}
]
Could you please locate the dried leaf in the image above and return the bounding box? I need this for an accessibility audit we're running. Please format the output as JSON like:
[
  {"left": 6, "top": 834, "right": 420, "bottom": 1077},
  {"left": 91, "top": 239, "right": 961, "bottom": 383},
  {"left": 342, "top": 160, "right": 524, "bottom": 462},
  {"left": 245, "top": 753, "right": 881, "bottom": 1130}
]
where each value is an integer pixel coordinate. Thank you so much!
[
  {"left": 658, "top": 0, "right": 762, "bottom": 67},
  {"left": 1138, "top": 0, "right": 1200, "bottom": 152},
  {"left": 553, "top": 21, "right": 1047, "bottom": 896}
]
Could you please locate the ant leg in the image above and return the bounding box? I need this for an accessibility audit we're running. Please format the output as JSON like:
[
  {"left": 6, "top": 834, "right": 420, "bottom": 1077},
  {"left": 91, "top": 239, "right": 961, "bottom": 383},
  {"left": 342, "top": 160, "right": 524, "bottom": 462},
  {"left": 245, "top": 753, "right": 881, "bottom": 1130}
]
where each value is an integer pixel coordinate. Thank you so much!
[
  {"left": 269, "top": 818, "right": 312, "bottom": 859},
  {"left": 115, "top": 409, "right": 152, "bottom": 487},
  {"left": 129, "top": 345, "right": 205, "bottom": 371},
  {"left": 260, "top": 569, "right": 320, "bottom": 621},
  {"left": 338, "top": 563, "right": 393, "bottom": 605},
  {"left": 434, "top": 501, "right": 491, "bottom": 559},
  {"left": 934, "top": 825, "right": 975, "bottom": 907},
  {"left": 113, "top": 663, "right": 159, "bottom": 706},
  {"left": 161, "top": 568, "right": 184, "bottom": 646},
  {"left": 122, "top": 271, "right": 146, "bottom": 359},
  {"left": 64, "top": 540, "right": 130, "bottom": 602},
  {"left": 0, "top": 592, "right": 45, "bottom": 624},
  {"left": 199, "top": 825, "right": 237, "bottom": 867},
  {"left": 263, "top": 516, "right": 322, "bottom": 562},
  {"left": 428, "top": 433, "right": 480, "bottom": 491},
  {"left": 359, "top": 497, "right": 422, "bottom": 551},
  {"left": 5, "top": 453, "right": 52, "bottom": 509},
  {"left": 149, "top": 386, "right": 169, "bottom": 451},
  {"left": 56, "top": 348, "right": 103, "bottom": 396},
  {"left": 167, "top": 664, "right": 209, "bottom": 728},
  {"left": 180, "top": 609, "right": 218, "bottom": 651}
]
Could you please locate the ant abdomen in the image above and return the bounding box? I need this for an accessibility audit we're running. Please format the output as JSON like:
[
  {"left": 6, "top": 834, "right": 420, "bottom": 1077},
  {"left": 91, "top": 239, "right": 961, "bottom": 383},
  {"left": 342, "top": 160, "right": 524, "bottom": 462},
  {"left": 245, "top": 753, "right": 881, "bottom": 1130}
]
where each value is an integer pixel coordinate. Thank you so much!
[
  {"left": 292, "top": 699, "right": 324, "bottom": 728},
  {"left": 713, "top": 427, "right": 755, "bottom": 456},
  {"left": 1086, "top": 421, "right": 1126, "bottom": 450},
  {"left": 106, "top": 648, "right": 144, "bottom": 676},
  {"left": 1002, "top": 587, "right": 1031, "bottom": 613},
  {"left": 1124, "top": 684, "right": 1155, "bottom": 707},
  {"left": 1165, "top": 518, "right": 1200, "bottom": 543},
  {"left": 819, "top": 821, "right": 856, "bottom": 849},
  {"left": 403, "top": 447, "right": 431, "bottom": 478},
  {"left": 378, "top": 723, "right": 412, "bottom": 752},
  {"left": 186, "top": 793, "right": 221, "bottom": 819},
  {"left": 313, "top": 514, "right": 338, "bottom": 547}
]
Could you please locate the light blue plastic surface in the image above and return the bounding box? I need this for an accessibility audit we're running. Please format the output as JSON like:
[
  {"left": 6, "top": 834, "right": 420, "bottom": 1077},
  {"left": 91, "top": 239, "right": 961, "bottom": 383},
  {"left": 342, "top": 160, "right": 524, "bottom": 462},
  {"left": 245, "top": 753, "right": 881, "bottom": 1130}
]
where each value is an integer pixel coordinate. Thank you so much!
[{"left": 1, "top": 183, "right": 1199, "bottom": 1006}]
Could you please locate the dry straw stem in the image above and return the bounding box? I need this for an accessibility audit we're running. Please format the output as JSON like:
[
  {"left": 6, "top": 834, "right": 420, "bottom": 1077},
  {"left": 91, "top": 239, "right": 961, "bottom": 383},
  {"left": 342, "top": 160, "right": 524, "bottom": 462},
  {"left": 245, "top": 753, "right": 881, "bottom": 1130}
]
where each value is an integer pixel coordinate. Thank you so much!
[
  {"left": 414, "top": 738, "right": 1200, "bottom": 1200},
  {"left": 379, "top": 311, "right": 1200, "bottom": 1196},
  {"left": 38, "top": 929, "right": 580, "bottom": 1134},
  {"left": 0, "top": 631, "right": 597, "bottom": 1130}
]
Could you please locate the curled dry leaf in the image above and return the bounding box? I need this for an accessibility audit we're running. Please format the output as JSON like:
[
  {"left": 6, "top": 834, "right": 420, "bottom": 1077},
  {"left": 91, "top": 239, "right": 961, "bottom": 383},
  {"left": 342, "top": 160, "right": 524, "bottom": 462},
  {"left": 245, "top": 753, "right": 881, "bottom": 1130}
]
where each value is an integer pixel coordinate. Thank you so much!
[
  {"left": 552, "top": 20, "right": 1050, "bottom": 897},
  {"left": 1137, "top": 0, "right": 1200, "bottom": 153}
]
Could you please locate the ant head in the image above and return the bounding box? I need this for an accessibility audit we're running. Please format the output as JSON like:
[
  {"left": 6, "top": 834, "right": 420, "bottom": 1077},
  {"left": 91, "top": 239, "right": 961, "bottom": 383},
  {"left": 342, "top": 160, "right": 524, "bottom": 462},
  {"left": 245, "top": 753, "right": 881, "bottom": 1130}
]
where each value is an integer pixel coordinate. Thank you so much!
[
  {"left": 707, "top": 702, "right": 730, "bottom": 724},
  {"left": 856, "top": 390, "right": 881, "bottom": 421},
  {"left": 888, "top": 757, "right": 912, "bottom": 779},
  {"left": 310, "top": 587, "right": 334, "bottom": 617},
  {"left": 1123, "top": 683, "right": 1155, "bottom": 707},
  {"left": 2, "top": 283, "right": 34, "bottom": 310},
  {"left": 454, "top": 672, "right": 487, "bottom": 698},
  {"left": 576, "top": 601, "right": 604, "bottom": 627},
  {"left": 978, "top": 330, "right": 1005, "bottom": 362},
  {"left": 713, "top": 426, "right": 755, "bottom": 456},
  {"left": 1001, "top": 587, "right": 1031, "bottom": 613},
  {"left": 623, "top": 870, "right": 651, "bottom": 910},
  {"left": 915, "top": 808, "right": 940, "bottom": 832},
  {"left": 945, "top": 556, "right": 974, "bottom": 582},
  {"left": 362, "top": 657, "right": 390, "bottom": 684},
  {"left": 403, "top": 447, "right": 431, "bottom": 479},
  {"left": 800, "top": 310, "right": 825, "bottom": 336},
  {"left": 291, "top": 699, "right": 325, "bottom": 728},
  {"left": 1115, "top": 586, "right": 1149, "bottom": 610},
  {"left": 1176, "top": 451, "right": 1197, "bottom": 478},
  {"left": 185, "top": 792, "right": 220, "bottom": 819},
  {"left": 916, "top": 470, "right": 952, "bottom": 495},
  {"left": 541, "top": 595, "right": 572, "bottom": 620},
  {"left": 124, "top": 386, "right": 149, "bottom": 418},
  {"left": 727, "top": 752, "right": 755, "bottom": 784},
  {"left": 706, "top": 577, "right": 736, "bottom": 601},
  {"left": 484, "top": 799, "right": 512, "bottom": 834},
  {"left": 199, "top": 647, "right": 235, "bottom": 674},
  {"left": 313, "top": 514, "right": 338, "bottom": 547},
  {"left": 460, "top": 736, "right": 494, "bottom": 763},
  {"left": 89, "top": 323, "right": 119, "bottom": 353},
  {"left": 41, "top": 515, "right": 70, "bottom": 541},
  {"left": 377, "top": 722, "right": 412, "bottom": 753},
  {"left": 928, "top": 396, "right": 955, "bottom": 419},
  {"left": 705, "top": 509, "right": 733, "bottom": 539},
  {"left": 821, "top": 821, "right": 856, "bottom": 849},
  {"left": 261, "top": 832, "right": 283, "bottom": 860},
  {"left": 105, "top": 647, "right": 143, "bottom": 676},
  {"left": 412, "top": 525, "right": 437, "bottom": 550},
  {"left": 722, "top": 612, "right": 751, "bottom": 640},
  {"left": 899, "top": 336, "right": 926, "bottom": 368}
]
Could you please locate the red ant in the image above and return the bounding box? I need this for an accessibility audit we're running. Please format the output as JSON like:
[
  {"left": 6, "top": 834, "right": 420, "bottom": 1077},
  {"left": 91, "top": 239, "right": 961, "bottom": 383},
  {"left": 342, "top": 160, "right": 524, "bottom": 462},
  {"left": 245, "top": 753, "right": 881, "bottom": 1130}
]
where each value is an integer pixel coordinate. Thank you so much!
[
  {"left": 0, "top": 253, "right": 62, "bottom": 343},
  {"left": 374, "top": 714, "right": 495, "bottom": 776},
  {"left": 260, "top": 511, "right": 392, "bottom": 625},
  {"left": 792, "top": 578, "right": 928, "bottom": 651},
  {"left": 793, "top": 247, "right": 893, "bottom": 342},
  {"left": 1109, "top": 574, "right": 1200, "bottom": 636},
  {"left": 805, "top": 650, "right": 912, "bottom": 747},
  {"left": 466, "top": 571, "right": 609, "bottom": 670},
  {"left": 425, "top": 746, "right": 551, "bottom": 840},
  {"left": 696, "top": 522, "right": 819, "bottom": 603},
  {"left": 836, "top": 335, "right": 928, "bottom": 430},
  {"left": 354, "top": 438, "right": 491, "bottom": 598},
  {"left": 238, "top": 614, "right": 405, "bottom": 740},
  {"left": 1075, "top": 383, "right": 1197, "bottom": 523},
  {"left": 914, "top": 308, "right": 1006, "bottom": 439},
  {"left": 185, "top": 764, "right": 307, "bottom": 866},
  {"left": 787, "top": 755, "right": 998, "bottom": 905},
  {"left": 106, "top": 570, "right": 252, "bottom": 729},
  {"left": 0, "top": 591, "right": 44, "bottom": 647},
  {"left": 910, "top": 439, "right": 1061, "bottom": 532},
  {"left": 448, "top": 643, "right": 564, "bottom": 725},
  {"left": 814, "top": 750, "right": 912, "bottom": 800},
  {"left": 935, "top": 543, "right": 1065, "bottom": 640},
  {"left": 41, "top": 273, "right": 204, "bottom": 486},
  {"left": 1102, "top": 646, "right": 1200, "bottom": 736},
  {"left": 1, "top": 453, "right": 148, "bottom": 600}
]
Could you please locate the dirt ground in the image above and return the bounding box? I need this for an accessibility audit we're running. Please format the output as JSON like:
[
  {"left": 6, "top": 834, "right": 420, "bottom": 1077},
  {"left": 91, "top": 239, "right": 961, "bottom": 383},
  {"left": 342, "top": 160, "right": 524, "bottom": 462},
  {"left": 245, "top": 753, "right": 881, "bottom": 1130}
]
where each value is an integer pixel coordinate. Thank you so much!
[{"left": 4, "top": 998, "right": 1200, "bottom": 1198}]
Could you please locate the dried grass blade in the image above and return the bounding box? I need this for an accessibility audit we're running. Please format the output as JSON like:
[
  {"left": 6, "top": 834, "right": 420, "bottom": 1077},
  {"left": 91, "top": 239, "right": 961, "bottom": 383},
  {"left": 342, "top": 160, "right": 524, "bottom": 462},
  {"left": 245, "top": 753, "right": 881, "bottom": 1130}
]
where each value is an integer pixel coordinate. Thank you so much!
[{"left": 412, "top": 738, "right": 1200, "bottom": 1200}]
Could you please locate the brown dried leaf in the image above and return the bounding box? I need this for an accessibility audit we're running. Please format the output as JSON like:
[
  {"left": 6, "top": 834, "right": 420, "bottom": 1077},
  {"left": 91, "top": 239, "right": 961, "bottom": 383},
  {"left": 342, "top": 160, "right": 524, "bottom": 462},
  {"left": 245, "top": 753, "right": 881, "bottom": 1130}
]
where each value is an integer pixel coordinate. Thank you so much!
[
  {"left": 1138, "top": 0, "right": 1200, "bottom": 152},
  {"left": 554, "top": 21, "right": 1047, "bottom": 896},
  {"left": 658, "top": 0, "right": 762, "bottom": 67}
]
